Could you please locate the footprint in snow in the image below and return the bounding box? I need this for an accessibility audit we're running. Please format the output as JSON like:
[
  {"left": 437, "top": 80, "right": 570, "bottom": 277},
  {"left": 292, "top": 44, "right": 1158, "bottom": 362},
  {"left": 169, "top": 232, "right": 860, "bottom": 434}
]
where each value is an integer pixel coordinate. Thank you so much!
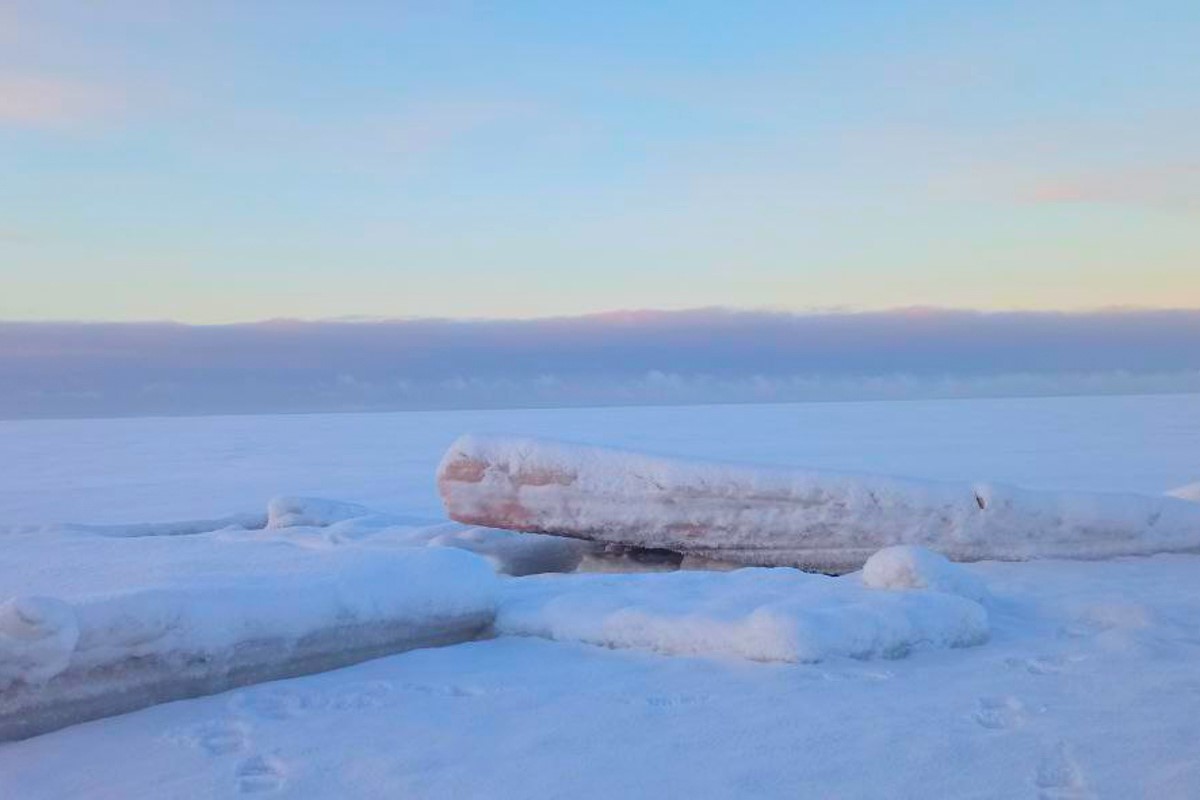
[
  {"left": 1005, "top": 654, "right": 1070, "bottom": 676},
  {"left": 235, "top": 754, "right": 287, "bottom": 794},
  {"left": 166, "top": 720, "right": 250, "bottom": 756},
  {"left": 973, "top": 696, "right": 1026, "bottom": 731},
  {"left": 327, "top": 680, "right": 395, "bottom": 710},
  {"left": 642, "top": 693, "right": 713, "bottom": 709},
  {"left": 1035, "top": 742, "right": 1093, "bottom": 800},
  {"left": 231, "top": 686, "right": 325, "bottom": 720},
  {"left": 399, "top": 681, "right": 482, "bottom": 698}
]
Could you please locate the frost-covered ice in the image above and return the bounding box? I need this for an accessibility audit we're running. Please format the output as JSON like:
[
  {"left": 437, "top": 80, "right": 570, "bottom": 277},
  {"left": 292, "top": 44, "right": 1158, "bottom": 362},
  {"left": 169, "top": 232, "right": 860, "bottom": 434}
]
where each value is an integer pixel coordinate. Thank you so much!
[
  {"left": 439, "top": 434, "right": 1200, "bottom": 570},
  {"left": 497, "top": 565, "right": 988, "bottom": 662},
  {"left": 0, "top": 525, "right": 498, "bottom": 740}
]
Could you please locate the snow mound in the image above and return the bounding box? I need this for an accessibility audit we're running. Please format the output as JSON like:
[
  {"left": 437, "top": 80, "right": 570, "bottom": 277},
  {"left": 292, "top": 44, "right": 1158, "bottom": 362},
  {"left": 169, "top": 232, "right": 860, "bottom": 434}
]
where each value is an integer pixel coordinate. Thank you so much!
[
  {"left": 497, "top": 566, "right": 988, "bottom": 663},
  {"left": 861, "top": 546, "right": 989, "bottom": 603}
]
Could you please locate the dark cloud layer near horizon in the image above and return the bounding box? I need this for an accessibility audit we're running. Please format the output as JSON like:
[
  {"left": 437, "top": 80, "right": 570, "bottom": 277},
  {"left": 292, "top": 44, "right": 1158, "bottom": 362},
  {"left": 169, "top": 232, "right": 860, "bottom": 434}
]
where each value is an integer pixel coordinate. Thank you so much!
[{"left": 2, "top": 309, "right": 1199, "bottom": 420}]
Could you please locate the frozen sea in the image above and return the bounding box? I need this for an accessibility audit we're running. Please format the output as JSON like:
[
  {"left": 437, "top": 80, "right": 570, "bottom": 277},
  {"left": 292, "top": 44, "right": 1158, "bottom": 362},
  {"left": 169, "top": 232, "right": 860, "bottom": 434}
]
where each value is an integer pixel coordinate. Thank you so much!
[
  {"left": 2, "top": 393, "right": 1199, "bottom": 799},
  {"left": 2, "top": 393, "right": 1198, "bottom": 527}
]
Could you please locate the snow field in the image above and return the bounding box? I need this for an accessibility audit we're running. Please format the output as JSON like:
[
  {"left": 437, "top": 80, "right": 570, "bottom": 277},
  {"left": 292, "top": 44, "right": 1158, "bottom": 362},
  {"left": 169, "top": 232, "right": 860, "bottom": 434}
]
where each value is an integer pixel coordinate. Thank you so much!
[
  {"left": 2, "top": 396, "right": 1199, "bottom": 796},
  {"left": 7, "top": 553, "right": 1200, "bottom": 799}
]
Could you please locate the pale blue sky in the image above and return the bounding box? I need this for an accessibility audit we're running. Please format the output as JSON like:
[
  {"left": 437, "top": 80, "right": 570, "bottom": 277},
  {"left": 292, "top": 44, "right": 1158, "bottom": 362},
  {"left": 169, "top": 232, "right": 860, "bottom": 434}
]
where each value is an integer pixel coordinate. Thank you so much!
[{"left": 2, "top": 1, "right": 1198, "bottom": 322}]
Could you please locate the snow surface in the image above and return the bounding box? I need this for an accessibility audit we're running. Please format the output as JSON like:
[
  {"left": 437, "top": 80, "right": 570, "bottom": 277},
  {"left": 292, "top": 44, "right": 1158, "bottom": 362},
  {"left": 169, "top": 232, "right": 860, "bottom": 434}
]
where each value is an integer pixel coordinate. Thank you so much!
[
  {"left": 2, "top": 395, "right": 1200, "bottom": 796},
  {"left": 496, "top": 567, "right": 989, "bottom": 662},
  {"left": 4, "top": 554, "right": 1200, "bottom": 798}
]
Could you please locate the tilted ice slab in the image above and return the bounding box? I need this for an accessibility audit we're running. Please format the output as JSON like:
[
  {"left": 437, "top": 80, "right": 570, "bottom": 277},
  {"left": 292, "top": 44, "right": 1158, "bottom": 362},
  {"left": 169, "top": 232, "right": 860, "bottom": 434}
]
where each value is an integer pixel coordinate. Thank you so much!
[
  {"left": 439, "top": 435, "right": 1200, "bottom": 571},
  {"left": 0, "top": 527, "right": 498, "bottom": 741},
  {"left": 496, "top": 551, "right": 988, "bottom": 662}
]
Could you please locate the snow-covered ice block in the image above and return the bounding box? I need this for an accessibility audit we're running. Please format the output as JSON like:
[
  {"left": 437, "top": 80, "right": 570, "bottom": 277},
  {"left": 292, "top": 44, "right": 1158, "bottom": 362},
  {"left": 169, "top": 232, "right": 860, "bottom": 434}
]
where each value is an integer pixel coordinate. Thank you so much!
[
  {"left": 496, "top": 566, "right": 988, "bottom": 663},
  {"left": 0, "top": 530, "right": 497, "bottom": 741},
  {"left": 861, "top": 546, "right": 989, "bottom": 603},
  {"left": 439, "top": 434, "right": 1200, "bottom": 571}
]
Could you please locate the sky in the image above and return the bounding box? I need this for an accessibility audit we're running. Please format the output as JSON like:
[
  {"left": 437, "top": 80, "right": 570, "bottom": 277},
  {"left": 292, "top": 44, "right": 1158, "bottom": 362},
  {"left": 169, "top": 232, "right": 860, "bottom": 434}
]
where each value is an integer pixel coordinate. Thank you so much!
[{"left": 2, "top": 0, "right": 1199, "bottom": 323}]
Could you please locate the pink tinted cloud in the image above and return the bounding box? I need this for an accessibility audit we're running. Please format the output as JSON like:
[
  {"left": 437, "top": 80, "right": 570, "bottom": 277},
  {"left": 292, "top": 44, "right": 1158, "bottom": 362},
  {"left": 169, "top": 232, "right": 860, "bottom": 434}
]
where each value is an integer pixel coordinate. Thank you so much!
[
  {"left": 1024, "top": 164, "right": 1200, "bottom": 210},
  {"left": 0, "top": 73, "right": 122, "bottom": 129}
]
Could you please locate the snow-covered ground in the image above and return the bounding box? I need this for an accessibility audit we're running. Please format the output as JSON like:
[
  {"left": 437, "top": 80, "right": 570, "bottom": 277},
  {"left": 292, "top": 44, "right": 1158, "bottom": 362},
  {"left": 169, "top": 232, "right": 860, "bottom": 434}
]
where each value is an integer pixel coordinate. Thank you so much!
[
  {"left": 2, "top": 394, "right": 1200, "bottom": 798},
  {"left": 4, "top": 555, "right": 1200, "bottom": 799}
]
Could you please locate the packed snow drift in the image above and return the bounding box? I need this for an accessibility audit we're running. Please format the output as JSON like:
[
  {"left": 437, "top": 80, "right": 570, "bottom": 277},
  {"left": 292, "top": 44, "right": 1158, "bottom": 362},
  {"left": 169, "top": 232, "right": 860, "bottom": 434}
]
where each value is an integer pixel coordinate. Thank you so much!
[
  {"left": 439, "top": 434, "right": 1200, "bottom": 571},
  {"left": 497, "top": 549, "right": 989, "bottom": 662}
]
